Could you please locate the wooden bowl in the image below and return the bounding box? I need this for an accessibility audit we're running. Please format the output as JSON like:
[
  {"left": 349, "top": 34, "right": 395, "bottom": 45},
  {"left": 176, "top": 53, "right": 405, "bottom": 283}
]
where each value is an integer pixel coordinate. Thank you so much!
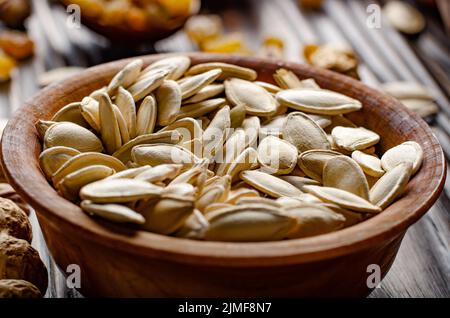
[
  {"left": 60, "top": 0, "right": 200, "bottom": 43},
  {"left": 1, "top": 54, "right": 446, "bottom": 297}
]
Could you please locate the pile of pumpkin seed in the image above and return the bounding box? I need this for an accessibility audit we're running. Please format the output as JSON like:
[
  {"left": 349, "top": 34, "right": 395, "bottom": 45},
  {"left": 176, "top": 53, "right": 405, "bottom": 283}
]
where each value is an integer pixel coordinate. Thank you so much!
[{"left": 36, "top": 56, "right": 424, "bottom": 242}]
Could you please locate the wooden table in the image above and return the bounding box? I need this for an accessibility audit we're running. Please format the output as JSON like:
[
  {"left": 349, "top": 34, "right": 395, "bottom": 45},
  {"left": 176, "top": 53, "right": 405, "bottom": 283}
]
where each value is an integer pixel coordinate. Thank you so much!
[{"left": 1, "top": 0, "right": 449, "bottom": 298}]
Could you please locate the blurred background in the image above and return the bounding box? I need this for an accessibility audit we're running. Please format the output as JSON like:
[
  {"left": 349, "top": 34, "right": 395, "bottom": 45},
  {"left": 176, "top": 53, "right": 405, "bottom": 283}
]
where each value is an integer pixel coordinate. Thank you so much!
[{"left": 0, "top": 0, "right": 448, "bottom": 298}]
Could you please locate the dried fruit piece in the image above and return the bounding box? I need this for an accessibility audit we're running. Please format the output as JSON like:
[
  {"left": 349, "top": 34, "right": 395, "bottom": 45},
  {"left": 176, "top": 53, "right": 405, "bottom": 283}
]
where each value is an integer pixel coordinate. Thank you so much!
[{"left": 0, "top": 30, "right": 34, "bottom": 60}]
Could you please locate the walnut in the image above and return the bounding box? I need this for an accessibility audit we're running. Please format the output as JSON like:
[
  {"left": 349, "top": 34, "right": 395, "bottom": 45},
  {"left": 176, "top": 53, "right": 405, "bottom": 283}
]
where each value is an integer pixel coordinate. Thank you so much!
[
  {"left": 0, "top": 279, "right": 42, "bottom": 298},
  {"left": 0, "top": 197, "right": 31, "bottom": 242},
  {"left": 0, "top": 183, "right": 30, "bottom": 215},
  {"left": 0, "top": 234, "right": 47, "bottom": 294}
]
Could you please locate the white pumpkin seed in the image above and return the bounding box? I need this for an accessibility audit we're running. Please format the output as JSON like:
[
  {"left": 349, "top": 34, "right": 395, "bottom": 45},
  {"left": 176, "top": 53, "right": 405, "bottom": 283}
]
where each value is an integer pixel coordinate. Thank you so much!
[
  {"left": 331, "top": 126, "right": 380, "bottom": 151},
  {"left": 225, "top": 78, "right": 278, "bottom": 116},
  {"left": 323, "top": 155, "right": 370, "bottom": 200},
  {"left": 352, "top": 150, "right": 385, "bottom": 178},
  {"left": 380, "top": 141, "right": 423, "bottom": 175},
  {"left": 276, "top": 89, "right": 362, "bottom": 115},
  {"left": 186, "top": 62, "right": 257, "bottom": 81},
  {"left": 303, "top": 185, "right": 382, "bottom": 214},
  {"left": 240, "top": 170, "right": 304, "bottom": 198},
  {"left": 370, "top": 162, "right": 413, "bottom": 209},
  {"left": 81, "top": 200, "right": 145, "bottom": 224}
]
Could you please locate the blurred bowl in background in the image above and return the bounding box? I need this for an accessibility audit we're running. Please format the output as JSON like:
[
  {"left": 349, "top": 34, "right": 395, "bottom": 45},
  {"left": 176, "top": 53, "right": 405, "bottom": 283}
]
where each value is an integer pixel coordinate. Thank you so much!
[{"left": 60, "top": 0, "right": 200, "bottom": 43}]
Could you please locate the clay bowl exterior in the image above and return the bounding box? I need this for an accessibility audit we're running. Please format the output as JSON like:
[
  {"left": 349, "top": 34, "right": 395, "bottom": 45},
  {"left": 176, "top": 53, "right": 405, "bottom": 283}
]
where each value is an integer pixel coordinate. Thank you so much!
[{"left": 1, "top": 53, "right": 446, "bottom": 297}]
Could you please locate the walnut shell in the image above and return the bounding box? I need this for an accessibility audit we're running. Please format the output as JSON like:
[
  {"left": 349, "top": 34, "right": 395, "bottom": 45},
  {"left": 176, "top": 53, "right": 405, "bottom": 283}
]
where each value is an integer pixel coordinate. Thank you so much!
[
  {"left": 0, "top": 234, "right": 47, "bottom": 294},
  {"left": 0, "top": 279, "right": 42, "bottom": 298},
  {"left": 0, "top": 197, "right": 32, "bottom": 242}
]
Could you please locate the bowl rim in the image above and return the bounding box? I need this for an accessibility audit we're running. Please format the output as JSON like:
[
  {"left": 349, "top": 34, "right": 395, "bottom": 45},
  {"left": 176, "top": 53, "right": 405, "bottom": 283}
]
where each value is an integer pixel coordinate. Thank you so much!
[{"left": 1, "top": 53, "right": 446, "bottom": 267}]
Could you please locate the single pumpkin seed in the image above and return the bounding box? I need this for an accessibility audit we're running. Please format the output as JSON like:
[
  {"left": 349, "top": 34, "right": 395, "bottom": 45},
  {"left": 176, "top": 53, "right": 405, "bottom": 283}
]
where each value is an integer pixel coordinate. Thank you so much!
[
  {"left": 156, "top": 80, "right": 182, "bottom": 126},
  {"left": 303, "top": 185, "right": 382, "bottom": 213},
  {"left": 136, "top": 95, "right": 157, "bottom": 136},
  {"left": 380, "top": 141, "right": 423, "bottom": 175},
  {"left": 279, "top": 176, "right": 320, "bottom": 190},
  {"left": 159, "top": 117, "right": 203, "bottom": 143},
  {"left": 113, "top": 105, "right": 130, "bottom": 145},
  {"left": 297, "top": 149, "right": 342, "bottom": 182},
  {"left": 276, "top": 89, "right": 362, "bottom": 115},
  {"left": 80, "top": 178, "right": 162, "bottom": 203},
  {"left": 107, "top": 59, "right": 143, "bottom": 95},
  {"left": 202, "top": 105, "right": 230, "bottom": 159},
  {"left": 115, "top": 87, "right": 137, "bottom": 139},
  {"left": 175, "top": 209, "right": 209, "bottom": 239},
  {"left": 240, "top": 170, "right": 304, "bottom": 198},
  {"left": 183, "top": 84, "right": 225, "bottom": 104},
  {"left": 131, "top": 144, "right": 200, "bottom": 168},
  {"left": 81, "top": 200, "right": 145, "bottom": 224},
  {"left": 135, "top": 164, "right": 183, "bottom": 183},
  {"left": 57, "top": 165, "right": 115, "bottom": 201},
  {"left": 273, "top": 68, "right": 304, "bottom": 89},
  {"left": 323, "top": 155, "right": 370, "bottom": 200},
  {"left": 352, "top": 150, "right": 385, "bottom": 178},
  {"left": 36, "top": 120, "right": 56, "bottom": 140},
  {"left": 39, "top": 146, "right": 81, "bottom": 180},
  {"left": 179, "top": 69, "right": 222, "bottom": 99},
  {"left": 226, "top": 147, "right": 258, "bottom": 181},
  {"left": 177, "top": 98, "right": 227, "bottom": 120},
  {"left": 257, "top": 136, "right": 298, "bottom": 175},
  {"left": 140, "top": 56, "right": 190, "bottom": 81},
  {"left": 128, "top": 69, "right": 168, "bottom": 102},
  {"left": 284, "top": 203, "right": 345, "bottom": 238},
  {"left": 105, "top": 166, "right": 152, "bottom": 180},
  {"left": 331, "top": 126, "right": 380, "bottom": 151},
  {"left": 52, "top": 152, "right": 126, "bottom": 185},
  {"left": 139, "top": 195, "right": 195, "bottom": 235},
  {"left": 225, "top": 78, "right": 277, "bottom": 116},
  {"left": 44, "top": 122, "right": 103, "bottom": 153},
  {"left": 186, "top": 62, "right": 257, "bottom": 81},
  {"left": 369, "top": 162, "right": 413, "bottom": 209},
  {"left": 204, "top": 205, "right": 296, "bottom": 242},
  {"left": 229, "top": 104, "right": 246, "bottom": 129},
  {"left": 254, "top": 81, "right": 282, "bottom": 93},
  {"left": 226, "top": 188, "right": 260, "bottom": 204},
  {"left": 80, "top": 97, "right": 100, "bottom": 132},
  {"left": 282, "top": 112, "right": 330, "bottom": 153},
  {"left": 98, "top": 93, "right": 122, "bottom": 154},
  {"left": 112, "top": 130, "right": 181, "bottom": 163},
  {"left": 51, "top": 102, "right": 90, "bottom": 128}
]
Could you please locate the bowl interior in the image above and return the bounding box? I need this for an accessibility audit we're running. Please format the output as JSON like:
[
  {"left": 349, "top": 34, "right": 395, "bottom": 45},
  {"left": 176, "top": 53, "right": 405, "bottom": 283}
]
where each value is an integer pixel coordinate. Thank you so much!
[{"left": 1, "top": 53, "right": 445, "bottom": 266}]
